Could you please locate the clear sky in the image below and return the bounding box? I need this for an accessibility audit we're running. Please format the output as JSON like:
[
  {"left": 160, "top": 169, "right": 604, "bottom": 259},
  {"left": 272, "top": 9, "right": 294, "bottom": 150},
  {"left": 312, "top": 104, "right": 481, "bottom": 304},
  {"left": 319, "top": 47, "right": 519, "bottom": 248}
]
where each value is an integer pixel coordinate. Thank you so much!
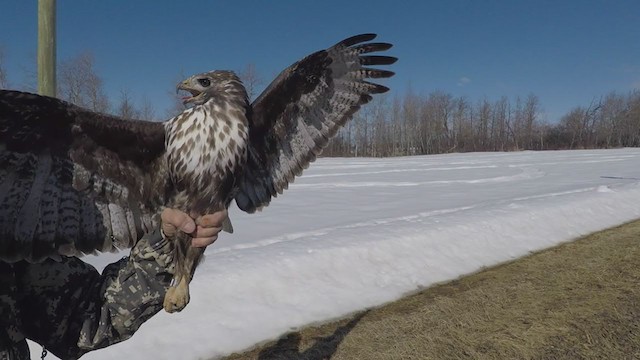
[{"left": 1, "top": 1, "right": 639, "bottom": 122}]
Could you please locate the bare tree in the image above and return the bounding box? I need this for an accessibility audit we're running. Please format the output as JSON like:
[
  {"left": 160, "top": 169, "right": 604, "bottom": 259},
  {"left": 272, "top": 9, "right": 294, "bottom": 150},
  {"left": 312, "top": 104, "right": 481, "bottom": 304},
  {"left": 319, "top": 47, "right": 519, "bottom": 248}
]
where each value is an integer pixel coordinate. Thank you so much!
[
  {"left": 523, "top": 94, "right": 540, "bottom": 149},
  {"left": 423, "top": 92, "right": 453, "bottom": 154},
  {"left": 560, "top": 107, "right": 587, "bottom": 149},
  {"left": 58, "top": 51, "right": 109, "bottom": 112},
  {"left": 390, "top": 97, "right": 403, "bottom": 155},
  {"left": 451, "top": 96, "right": 471, "bottom": 152},
  {"left": 238, "top": 63, "right": 264, "bottom": 101},
  {"left": 593, "top": 92, "right": 624, "bottom": 148},
  {"left": 476, "top": 99, "right": 492, "bottom": 150},
  {"left": 492, "top": 97, "right": 509, "bottom": 151},
  {"left": 621, "top": 90, "right": 640, "bottom": 146},
  {"left": 139, "top": 96, "right": 157, "bottom": 120},
  {"left": 116, "top": 89, "right": 140, "bottom": 120},
  {"left": 401, "top": 90, "right": 420, "bottom": 155},
  {"left": 510, "top": 96, "right": 524, "bottom": 150},
  {"left": 369, "top": 96, "right": 391, "bottom": 156}
]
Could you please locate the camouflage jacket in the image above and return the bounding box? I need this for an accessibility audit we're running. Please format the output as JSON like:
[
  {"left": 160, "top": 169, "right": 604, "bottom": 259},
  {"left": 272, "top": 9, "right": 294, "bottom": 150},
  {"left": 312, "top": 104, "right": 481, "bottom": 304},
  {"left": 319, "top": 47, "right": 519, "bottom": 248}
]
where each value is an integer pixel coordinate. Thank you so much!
[{"left": 0, "top": 229, "right": 175, "bottom": 360}]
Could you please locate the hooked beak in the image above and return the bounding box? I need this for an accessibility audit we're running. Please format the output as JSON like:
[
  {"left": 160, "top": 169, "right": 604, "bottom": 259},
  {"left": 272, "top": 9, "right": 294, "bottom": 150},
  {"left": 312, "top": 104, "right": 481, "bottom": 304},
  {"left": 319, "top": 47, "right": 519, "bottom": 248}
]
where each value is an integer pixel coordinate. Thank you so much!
[{"left": 176, "top": 80, "right": 200, "bottom": 105}]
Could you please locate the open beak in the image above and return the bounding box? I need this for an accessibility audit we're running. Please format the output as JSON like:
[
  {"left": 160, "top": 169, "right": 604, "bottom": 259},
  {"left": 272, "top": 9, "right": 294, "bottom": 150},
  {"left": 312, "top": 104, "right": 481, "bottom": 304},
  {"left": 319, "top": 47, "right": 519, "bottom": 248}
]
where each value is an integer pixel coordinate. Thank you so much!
[{"left": 176, "top": 80, "right": 200, "bottom": 104}]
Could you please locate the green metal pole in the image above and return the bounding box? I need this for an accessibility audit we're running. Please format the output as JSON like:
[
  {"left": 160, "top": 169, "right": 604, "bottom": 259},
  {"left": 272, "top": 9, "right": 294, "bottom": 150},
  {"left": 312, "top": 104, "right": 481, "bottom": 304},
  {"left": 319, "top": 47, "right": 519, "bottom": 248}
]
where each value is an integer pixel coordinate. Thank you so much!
[{"left": 38, "top": 0, "right": 56, "bottom": 97}]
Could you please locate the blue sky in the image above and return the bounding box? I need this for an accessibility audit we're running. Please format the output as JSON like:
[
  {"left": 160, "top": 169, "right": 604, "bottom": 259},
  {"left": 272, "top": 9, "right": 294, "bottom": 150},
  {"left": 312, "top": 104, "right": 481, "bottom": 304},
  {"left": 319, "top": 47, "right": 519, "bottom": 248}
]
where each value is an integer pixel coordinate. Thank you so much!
[{"left": 1, "top": 1, "right": 639, "bottom": 122}]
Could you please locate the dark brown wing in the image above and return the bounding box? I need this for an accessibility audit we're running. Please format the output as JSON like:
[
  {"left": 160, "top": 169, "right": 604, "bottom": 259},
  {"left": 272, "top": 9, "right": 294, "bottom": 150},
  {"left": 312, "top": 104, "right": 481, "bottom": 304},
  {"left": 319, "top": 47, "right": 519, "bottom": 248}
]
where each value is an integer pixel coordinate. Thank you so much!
[
  {"left": 0, "top": 90, "right": 169, "bottom": 262},
  {"left": 235, "top": 34, "right": 396, "bottom": 213}
]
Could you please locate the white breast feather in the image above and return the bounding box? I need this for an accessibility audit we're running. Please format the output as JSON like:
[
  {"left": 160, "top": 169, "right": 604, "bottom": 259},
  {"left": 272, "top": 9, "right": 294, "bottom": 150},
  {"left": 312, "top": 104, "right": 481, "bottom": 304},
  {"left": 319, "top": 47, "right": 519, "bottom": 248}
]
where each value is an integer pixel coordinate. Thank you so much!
[{"left": 165, "top": 103, "right": 248, "bottom": 190}]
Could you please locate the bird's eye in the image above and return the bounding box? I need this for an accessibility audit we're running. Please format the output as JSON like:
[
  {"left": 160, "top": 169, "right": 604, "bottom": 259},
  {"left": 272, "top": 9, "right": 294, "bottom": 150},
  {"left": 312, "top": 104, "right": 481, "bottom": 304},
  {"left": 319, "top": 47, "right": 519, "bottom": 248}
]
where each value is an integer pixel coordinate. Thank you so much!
[{"left": 198, "top": 78, "right": 211, "bottom": 87}]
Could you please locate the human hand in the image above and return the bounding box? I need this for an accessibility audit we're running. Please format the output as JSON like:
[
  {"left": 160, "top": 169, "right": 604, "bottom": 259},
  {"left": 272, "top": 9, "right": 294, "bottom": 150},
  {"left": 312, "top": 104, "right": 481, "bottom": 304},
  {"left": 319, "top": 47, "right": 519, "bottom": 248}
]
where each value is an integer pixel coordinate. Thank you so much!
[{"left": 160, "top": 208, "right": 228, "bottom": 247}]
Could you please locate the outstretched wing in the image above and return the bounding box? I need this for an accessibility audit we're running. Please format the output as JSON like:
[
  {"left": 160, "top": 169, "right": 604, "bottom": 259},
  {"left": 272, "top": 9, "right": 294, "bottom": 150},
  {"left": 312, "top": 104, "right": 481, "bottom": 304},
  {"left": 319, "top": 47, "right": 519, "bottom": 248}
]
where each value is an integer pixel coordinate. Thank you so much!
[
  {"left": 235, "top": 33, "right": 396, "bottom": 213},
  {"left": 0, "top": 90, "right": 168, "bottom": 262}
]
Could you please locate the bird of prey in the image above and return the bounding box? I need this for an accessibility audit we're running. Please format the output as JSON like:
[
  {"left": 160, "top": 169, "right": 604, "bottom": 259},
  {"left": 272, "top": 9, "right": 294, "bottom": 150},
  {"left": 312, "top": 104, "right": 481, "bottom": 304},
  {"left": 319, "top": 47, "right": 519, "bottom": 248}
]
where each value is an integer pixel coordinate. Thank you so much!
[{"left": 0, "top": 34, "right": 396, "bottom": 312}]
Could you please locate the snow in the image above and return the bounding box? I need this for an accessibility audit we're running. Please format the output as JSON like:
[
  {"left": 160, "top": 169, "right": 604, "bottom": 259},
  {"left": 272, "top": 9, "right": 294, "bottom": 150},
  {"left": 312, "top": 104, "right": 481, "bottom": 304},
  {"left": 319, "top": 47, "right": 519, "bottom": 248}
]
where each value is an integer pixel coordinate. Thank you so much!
[{"left": 29, "top": 149, "right": 640, "bottom": 359}]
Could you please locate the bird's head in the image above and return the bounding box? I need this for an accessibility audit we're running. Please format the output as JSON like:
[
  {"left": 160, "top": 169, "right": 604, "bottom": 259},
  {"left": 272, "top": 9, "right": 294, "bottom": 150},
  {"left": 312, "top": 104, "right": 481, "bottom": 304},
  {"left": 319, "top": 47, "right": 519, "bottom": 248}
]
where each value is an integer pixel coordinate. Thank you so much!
[{"left": 177, "top": 70, "right": 245, "bottom": 106}]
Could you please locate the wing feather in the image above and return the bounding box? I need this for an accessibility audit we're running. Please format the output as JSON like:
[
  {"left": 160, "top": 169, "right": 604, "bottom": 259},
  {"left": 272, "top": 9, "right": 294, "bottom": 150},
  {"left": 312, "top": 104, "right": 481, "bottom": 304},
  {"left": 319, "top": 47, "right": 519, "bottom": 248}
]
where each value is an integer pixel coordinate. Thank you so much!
[
  {"left": 236, "top": 34, "right": 396, "bottom": 212},
  {"left": 0, "top": 90, "right": 167, "bottom": 262},
  {"left": 31, "top": 163, "right": 60, "bottom": 260}
]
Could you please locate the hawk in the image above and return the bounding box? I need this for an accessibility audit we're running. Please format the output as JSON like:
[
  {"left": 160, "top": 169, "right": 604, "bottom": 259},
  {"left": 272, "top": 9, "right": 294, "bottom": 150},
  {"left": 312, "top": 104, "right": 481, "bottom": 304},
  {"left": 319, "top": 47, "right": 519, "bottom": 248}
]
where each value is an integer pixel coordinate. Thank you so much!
[{"left": 0, "top": 34, "right": 396, "bottom": 312}]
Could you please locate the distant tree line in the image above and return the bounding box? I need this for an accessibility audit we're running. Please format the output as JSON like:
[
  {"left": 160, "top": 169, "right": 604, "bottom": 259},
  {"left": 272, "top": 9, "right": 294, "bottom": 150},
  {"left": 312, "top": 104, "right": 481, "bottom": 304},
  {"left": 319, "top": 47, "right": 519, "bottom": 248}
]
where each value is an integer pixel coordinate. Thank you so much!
[
  {"left": 1, "top": 47, "right": 638, "bottom": 155},
  {"left": 323, "top": 90, "right": 640, "bottom": 157}
]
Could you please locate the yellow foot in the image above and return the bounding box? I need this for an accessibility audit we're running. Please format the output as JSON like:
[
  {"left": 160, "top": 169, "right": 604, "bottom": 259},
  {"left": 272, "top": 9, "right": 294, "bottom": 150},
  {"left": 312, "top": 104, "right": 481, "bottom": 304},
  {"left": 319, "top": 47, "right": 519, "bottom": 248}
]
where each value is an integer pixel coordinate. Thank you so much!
[{"left": 163, "top": 278, "right": 190, "bottom": 313}]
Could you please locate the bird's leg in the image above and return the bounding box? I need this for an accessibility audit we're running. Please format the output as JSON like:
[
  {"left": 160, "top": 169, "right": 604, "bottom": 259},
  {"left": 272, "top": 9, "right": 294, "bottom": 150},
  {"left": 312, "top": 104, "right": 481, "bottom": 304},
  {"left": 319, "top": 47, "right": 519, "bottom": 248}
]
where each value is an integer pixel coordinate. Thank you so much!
[
  {"left": 164, "top": 275, "right": 189, "bottom": 312},
  {"left": 163, "top": 231, "right": 205, "bottom": 313},
  {"left": 163, "top": 230, "right": 189, "bottom": 313}
]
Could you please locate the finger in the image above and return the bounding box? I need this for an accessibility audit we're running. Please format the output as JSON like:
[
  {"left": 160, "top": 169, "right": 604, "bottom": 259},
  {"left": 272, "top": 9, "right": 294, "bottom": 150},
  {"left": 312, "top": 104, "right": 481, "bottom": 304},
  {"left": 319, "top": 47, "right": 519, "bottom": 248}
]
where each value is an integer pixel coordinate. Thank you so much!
[
  {"left": 162, "top": 208, "right": 196, "bottom": 234},
  {"left": 191, "top": 235, "right": 218, "bottom": 248},
  {"left": 161, "top": 209, "right": 179, "bottom": 237},
  {"left": 195, "top": 210, "right": 228, "bottom": 227},
  {"left": 195, "top": 213, "right": 226, "bottom": 227},
  {"left": 193, "top": 225, "right": 222, "bottom": 239}
]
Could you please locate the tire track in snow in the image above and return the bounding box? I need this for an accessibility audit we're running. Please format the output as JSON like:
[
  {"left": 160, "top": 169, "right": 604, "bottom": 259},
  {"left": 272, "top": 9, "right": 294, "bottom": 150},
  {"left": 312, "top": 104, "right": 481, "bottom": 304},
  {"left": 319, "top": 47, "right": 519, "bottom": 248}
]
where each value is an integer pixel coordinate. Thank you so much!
[
  {"left": 213, "top": 183, "right": 621, "bottom": 255},
  {"left": 301, "top": 165, "right": 499, "bottom": 179},
  {"left": 211, "top": 205, "right": 478, "bottom": 254},
  {"left": 291, "top": 167, "right": 545, "bottom": 189}
]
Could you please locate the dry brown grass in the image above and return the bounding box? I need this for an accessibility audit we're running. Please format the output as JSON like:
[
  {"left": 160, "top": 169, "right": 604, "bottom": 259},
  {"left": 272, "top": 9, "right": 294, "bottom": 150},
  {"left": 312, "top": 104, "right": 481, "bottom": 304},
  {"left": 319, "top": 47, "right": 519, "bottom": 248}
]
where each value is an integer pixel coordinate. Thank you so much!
[{"left": 222, "top": 220, "right": 640, "bottom": 360}]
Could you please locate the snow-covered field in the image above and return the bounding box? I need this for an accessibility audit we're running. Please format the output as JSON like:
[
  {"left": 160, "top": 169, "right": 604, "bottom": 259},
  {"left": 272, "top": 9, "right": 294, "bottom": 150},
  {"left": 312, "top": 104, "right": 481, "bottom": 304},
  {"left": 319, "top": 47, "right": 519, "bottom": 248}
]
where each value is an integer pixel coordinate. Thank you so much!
[{"left": 32, "top": 149, "right": 640, "bottom": 360}]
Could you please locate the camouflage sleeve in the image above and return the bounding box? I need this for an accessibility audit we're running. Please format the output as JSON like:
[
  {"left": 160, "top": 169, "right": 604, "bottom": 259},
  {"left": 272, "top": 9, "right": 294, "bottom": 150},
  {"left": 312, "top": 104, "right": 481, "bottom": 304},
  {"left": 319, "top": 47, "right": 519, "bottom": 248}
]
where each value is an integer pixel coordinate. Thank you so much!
[
  {"left": 74, "top": 228, "right": 175, "bottom": 352},
  {"left": 16, "top": 229, "right": 175, "bottom": 359}
]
